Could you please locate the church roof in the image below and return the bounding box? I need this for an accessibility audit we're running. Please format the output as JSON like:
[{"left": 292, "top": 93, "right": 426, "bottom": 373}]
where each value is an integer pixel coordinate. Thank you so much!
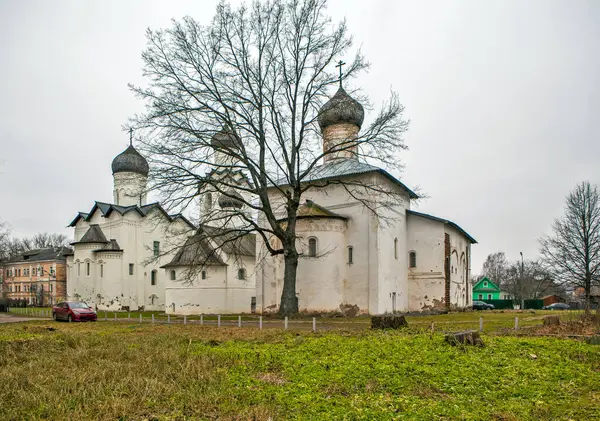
[
  {"left": 318, "top": 87, "right": 365, "bottom": 130},
  {"left": 162, "top": 226, "right": 256, "bottom": 268},
  {"left": 276, "top": 200, "right": 348, "bottom": 222},
  {"left": 71, "top": 224, "right": 108, "bottom": 245},
  {"left": 274, "top": 159, "right": 418, "bottom": 199},
  {"left": 68, "top": 202, "right": 195, "bottom": 229},
  {"left": 406, "top": 210, "right": 477, "bottom": 244},
  {"left": 95, "top": 239, "right": 122, "bottom": 253},
  {"left": 111, "top": 144, "right": 149, "bottom": 176}
]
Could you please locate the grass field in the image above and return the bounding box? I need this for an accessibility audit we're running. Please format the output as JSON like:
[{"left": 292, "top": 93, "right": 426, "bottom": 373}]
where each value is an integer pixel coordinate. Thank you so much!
[{"left": 1, "top": 318, "right": 599, "bottom": 420}]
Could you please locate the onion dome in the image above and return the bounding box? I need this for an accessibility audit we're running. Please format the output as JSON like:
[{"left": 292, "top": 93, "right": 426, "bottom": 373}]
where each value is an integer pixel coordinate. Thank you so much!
[
  {"left": 111, "top": 145, "right": 149, "bottom": 177},
  {"left": 218, "top": 190, "right": 244, "bottom": 209},
  {"left": 211, "top": 128, "right": 241, "bottom": 150},
  {"left": 317, "top": 87, "right": 365, "bottom": 131}
]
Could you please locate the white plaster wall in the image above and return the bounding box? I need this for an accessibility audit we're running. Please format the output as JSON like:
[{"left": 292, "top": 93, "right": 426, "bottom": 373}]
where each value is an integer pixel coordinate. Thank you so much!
[
  {"left": 257, "top": 172, "right": 414, "bottom": 315},
  {"left": 113, "top": 172, "right": 148, "bottom": 206},
  {"left": 67, "top": 206, "right": 192, "bottom": 311},
  {"left": 164, "top": 254, "right": 256, "bottom": 314},
  {"left": 406, "top": 214, "right": 446, "bottom": 311}
]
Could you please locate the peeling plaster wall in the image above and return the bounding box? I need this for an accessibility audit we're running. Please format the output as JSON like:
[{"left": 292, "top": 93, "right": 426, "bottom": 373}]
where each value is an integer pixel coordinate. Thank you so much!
[
  {"left": 445, "top": 225, "right": 471, "bottom": 309},
  {"left": 407, "top": 214, "right": 446, "bottom": 311},
  {"left": 406, "top": 214, "right": 473, "bottom": 311}
]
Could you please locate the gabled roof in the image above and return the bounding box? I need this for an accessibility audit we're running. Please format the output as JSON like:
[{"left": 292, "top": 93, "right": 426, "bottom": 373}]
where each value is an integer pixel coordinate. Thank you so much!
[
  {"left": 67, "top": 201, "right": 195, "bottom": 229},
  {"left": 162, "top": 233, "right": 226, "bottom": 268},
  {"left": 71, "top": 224, "right": 108, "bottom": 245},
  {"left": 162, "top": 226, "right": 256, "bottom": 268},
  {"left": 406, "top": 210, "right": 477, "bottom": 244},
  {"left": 273, "top": 159, "right": 418, "bottom": 199},
  {"left": 473, "top": 277, "right": 500, "bottom": 292},
  {"left": 276, "top": 200, "right": 348, "bottom": 222},
  {"left": 95, "top": 239, "right": 122, "bottom": 253},
  {"left": 4, "top": 247, "right": 72, "bottom": 263}
]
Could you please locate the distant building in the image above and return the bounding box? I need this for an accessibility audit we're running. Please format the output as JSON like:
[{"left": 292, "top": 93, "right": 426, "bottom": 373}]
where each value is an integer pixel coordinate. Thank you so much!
[
  {"left": 472, "top": 277, "right": 511, "bottom": 301},
  {"left": 1, "top": 247, "right": 70, "bottom": 306}
]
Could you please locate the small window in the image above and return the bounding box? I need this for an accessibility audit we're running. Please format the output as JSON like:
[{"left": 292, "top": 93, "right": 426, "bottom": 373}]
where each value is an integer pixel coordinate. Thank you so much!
[
  {"left": 201, "top": 270, "right": 207, "bottom": 280},
  {"left": 348, "top": 246, "right": 354, "bottom": 264},
  {"left": 100, "top": 264, "right": 104, "bottom": 278},
  {"left": 308, "top": 238, "right": 317, "bottom": 257},
  {"left": 129, "top": 264, "right": 134, "bottom": 275},
  {"left": 153, "top": 241, "right": 160, "bottom": 257},
  {"left": 487, "top": 294, "right": 492, "bottom": 300},
  {"left": 170, "top": 270, "right": 176, "bottom": 281},
  {"left": 478, "top": 294, "right": 483, "bottom": 300},
  {"left": 205, "top": 193, "right": 213, "bottom": 210},
  {"left": 409, "top": 251, "right": 416, "bottom": 268},
  {"left": 86, "top": 262, "right": 90, "bottom": 276},
  {"left": 484, "top": 281, "right": 488, "bottom": 287},
  {"left": 151, "top": 270, "right": 157, "bottom": 286},
  {"left": 77, "top": 263, "right": 80, "bottom": 276},
  {"left": 238, "top": 268, "right": 246, "bottom": 280},
  {"left": 394, "top": 238, "right": 398, "bottom": 260}
]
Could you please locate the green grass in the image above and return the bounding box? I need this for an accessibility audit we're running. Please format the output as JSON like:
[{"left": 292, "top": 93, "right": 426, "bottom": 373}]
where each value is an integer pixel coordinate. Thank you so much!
[{"left": 0, "top": 321, "right": 598, "bottom": 420}]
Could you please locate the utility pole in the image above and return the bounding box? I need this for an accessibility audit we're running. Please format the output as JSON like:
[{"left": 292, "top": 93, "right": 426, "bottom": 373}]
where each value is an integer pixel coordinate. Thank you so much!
[{"left": 519, "top": 252, "right": 525, "bottom": 309}]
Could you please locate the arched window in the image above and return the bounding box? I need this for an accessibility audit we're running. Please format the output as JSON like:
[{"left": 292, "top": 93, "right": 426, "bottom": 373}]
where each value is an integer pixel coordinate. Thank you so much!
[
  {"left": 86, "top": 262, "right": 90, "bottom": 276},
  {"left": 100, "top": 264, "right": 104, "bottom": 278},
  {"left": 151, "top": 270, "right": 157, "bottom": 286},
  {"left": 394, "top": 238, "right": 398, "bottom": 260},
  {"left": 77, "top": 262, "right": 81, "bottom": 276},
  {"left": 170, "top": 270, "right": 176, "bottom": 281},
  {"left": 308, "top": 237, "right": 317, "bottom": 257},
  {"left": 238, "top": 268, "right": 246, "bottom": 280},
  {"left": 205, "top": 193, "right": 213, "bottom": 210},
  {"left": 409, "top": 251, "right": 416, "bottom": 268},
  {"left": 348, "top": 246, "right": 354, "bottom": 264},
  {"left": 201, "top": 270, "right": 207, "bottom": 280}
]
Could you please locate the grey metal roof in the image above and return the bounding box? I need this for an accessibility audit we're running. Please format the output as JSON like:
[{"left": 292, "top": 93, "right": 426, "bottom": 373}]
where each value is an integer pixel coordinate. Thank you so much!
[
  {"left": 72, "top": 224, "right": 108, "bottom": 245},
  {"left": 111, "top": 145, "right": 149, "bottom": 176},
  {"left": 318, "top": 87, "right": 364, "bottom": 130},
  {"left": 407, "top": 210, "right": 477, "bottom": 244},
  {"left": 274, "top": 159, "right": 418, "bottom": 199}
]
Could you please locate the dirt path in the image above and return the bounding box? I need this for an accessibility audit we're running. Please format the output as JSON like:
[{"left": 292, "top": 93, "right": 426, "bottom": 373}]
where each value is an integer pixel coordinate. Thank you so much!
[{"left": 0, "top": 313, "right": 51, "bottom": 324}]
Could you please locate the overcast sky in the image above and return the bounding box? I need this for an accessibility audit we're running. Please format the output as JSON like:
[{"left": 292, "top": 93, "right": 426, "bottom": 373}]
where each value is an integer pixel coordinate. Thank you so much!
[{"left": 0, "top": 0, "right": 598, "bottom": 273}]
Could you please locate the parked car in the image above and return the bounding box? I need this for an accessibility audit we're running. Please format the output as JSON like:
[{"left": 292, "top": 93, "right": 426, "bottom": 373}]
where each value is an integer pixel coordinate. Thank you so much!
[
  {"left": 52, "top": 301, "right": 97, "bottom": 322},
  {"left": 542, "top": 302, "right": 571, "bottom": 310},
  {"left": 472, "top": 301, "right": 495, "bottom": 310}
]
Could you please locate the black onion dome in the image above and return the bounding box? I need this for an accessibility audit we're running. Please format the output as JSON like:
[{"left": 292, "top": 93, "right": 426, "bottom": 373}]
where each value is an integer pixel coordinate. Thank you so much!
[
  {"left": 111, "top": 145, "right": 149, "bottom": 176},
  {"left": 211, "top": 128, "right": 241, "bottom": 150},
  {"left": 218, "top": 190, "right": 244, "bottom": 209},
  {"left": 317, "top": 87, "right": 365, "bottom": 131}
]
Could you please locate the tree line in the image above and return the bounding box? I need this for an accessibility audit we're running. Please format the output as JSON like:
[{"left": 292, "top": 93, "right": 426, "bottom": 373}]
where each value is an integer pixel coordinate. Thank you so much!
[
  {"left": 0, "top": 221, "right": 70, "bottom": 260},
  {"left": 478, "top": 181, "right": 600, "bottom": 310}
]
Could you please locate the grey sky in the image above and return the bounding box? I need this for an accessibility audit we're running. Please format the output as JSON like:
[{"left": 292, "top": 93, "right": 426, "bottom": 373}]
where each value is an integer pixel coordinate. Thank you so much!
[{"left": 0, "top": 0, "right": 598, "bottom": 273}]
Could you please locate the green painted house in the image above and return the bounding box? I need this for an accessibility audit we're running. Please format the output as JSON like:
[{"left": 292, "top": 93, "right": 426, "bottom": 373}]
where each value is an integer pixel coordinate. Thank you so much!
[{"left": 472, "top": 277, "right": 511, "bottom": 301}]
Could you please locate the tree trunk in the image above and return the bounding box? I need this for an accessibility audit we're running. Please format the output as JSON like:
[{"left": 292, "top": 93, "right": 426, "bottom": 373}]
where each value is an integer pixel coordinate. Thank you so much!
[{"left": 279, "top": 248, "right": 299, "bottom": 316}]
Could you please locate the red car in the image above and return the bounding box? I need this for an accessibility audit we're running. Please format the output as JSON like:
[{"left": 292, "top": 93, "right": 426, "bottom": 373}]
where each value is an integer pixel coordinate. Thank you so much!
[{"left": 52, "top": 301, "right": 97, "bottom": 322}]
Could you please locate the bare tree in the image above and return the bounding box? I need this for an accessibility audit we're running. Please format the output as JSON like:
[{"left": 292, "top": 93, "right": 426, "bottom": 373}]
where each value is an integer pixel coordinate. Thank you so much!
[
  {"left": 540, "top": 181, "right": 600, "bottom": 310},
  {"left": 502, "top": 259, "right": 561, "bottom": 303},
  {"left": 481, "top": 252, "right": 509, "bottom": 288},
  {"left": 130, "top": 0, "right": 410, "bottom": 315},
  {"left": 0, "top": 226, "right": 70, "bottom": 259},
  {"left": 28, "top": 233, "right": 70, "bottom": 249}
]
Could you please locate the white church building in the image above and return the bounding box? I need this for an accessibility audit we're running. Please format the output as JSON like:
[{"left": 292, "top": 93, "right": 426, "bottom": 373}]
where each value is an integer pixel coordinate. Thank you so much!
[{"left": 66, "top": 87, "right": 475, "bottom": 314}]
